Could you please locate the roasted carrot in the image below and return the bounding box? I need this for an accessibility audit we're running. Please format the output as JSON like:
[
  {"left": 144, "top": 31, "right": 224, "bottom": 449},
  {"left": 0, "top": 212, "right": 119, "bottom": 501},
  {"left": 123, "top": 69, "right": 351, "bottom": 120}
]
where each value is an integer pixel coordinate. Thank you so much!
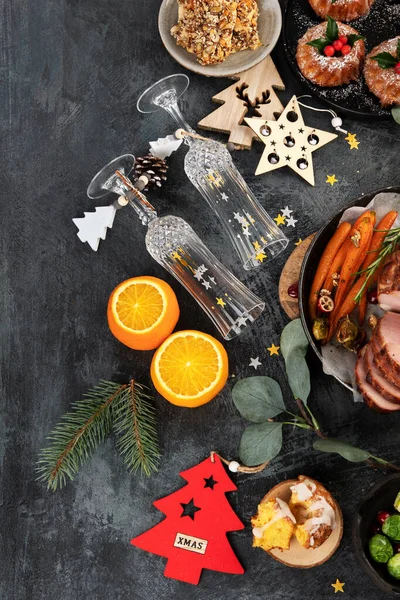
[
  {"left": 326, "top": 277, "right": 365, "bottom": 341},
  {"left": 308, "top": 221, "right": 352, "bottom": 320},
  {"left": 358, "top": 210, "right": 398, "bottom": 324},
  {"left": 322, "top": 240, "right": 349, "bottom": 293},
  {"left": 327, "top": 216, "right": 374, "bottom": 339}
]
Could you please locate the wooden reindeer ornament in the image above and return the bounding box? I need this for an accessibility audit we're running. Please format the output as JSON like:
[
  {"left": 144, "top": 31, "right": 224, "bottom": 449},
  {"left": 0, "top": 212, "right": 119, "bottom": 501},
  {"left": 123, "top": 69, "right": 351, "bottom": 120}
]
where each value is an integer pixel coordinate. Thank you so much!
[{"left": 198, "top": 56, "right": 285, "bottom": 150}]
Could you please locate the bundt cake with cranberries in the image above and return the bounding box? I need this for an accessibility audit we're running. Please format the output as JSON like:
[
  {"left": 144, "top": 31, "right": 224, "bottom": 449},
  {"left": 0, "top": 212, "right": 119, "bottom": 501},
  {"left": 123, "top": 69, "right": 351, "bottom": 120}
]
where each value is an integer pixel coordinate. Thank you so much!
[
  {"left": 364, "top": 37, "right": 400, "bottom": 106},
  {"left": 296, "top": 19, "right": 365, "bottom": 87},
  {"left": 308, "top": 0, "right": 374, "bottom": 22}
]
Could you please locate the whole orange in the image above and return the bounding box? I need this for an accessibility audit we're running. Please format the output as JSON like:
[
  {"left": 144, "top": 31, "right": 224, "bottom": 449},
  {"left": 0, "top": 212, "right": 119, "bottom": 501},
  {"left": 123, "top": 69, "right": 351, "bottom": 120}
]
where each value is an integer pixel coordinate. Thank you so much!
[{"left": 107, "top": 276, "right": 180, "bottom": 351}]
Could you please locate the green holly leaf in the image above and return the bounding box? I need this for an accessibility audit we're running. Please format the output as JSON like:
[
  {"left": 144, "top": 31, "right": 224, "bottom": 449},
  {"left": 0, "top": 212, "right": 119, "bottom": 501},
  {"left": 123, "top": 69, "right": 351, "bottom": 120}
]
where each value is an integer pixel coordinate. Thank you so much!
[
  {"left": 307, "top": 38, "right": 328, "bottom": 53},
  {"left": 397, "top": 39, "right": 400, "bottom": 60},
  {"left": 370, "top": 52, "right": 397, "bottom": 69},
  {"left": 326, "top": 16, "right": 339, "bottom": 43},
  {"left": 239, "top": 422, "right": 283, "bottom": 466},
  {"left": 392, "top": 106, "right": 400, "bottom": 125},
  {"left": 347, "top": 34, "right": 366, "bottom": 47},
  {"left": 232, "top": 376, "right": 285, "bottom": 423},
  {"left": 313, "top": 438, "right": 371, "bottom": 462},
  {"left": 331, "top": 0, "right": 338, "bottom": 3},
  {"left": 280, "top": 319, "right": 310, "bottom": 404}
]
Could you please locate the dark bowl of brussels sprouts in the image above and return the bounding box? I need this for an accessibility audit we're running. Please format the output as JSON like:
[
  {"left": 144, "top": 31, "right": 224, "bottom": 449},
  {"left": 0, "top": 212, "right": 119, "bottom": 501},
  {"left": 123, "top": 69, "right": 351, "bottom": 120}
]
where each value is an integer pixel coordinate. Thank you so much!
[{"left": 353, "top": 475, "right": 400, "bottom": 596}]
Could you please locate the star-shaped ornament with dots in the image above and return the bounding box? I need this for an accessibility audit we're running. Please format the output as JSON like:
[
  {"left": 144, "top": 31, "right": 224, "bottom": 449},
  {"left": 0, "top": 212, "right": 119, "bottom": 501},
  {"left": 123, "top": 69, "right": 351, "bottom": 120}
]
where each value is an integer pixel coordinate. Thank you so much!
[{"left": 245, "top": 96, "right": 338, "bottom": 186}]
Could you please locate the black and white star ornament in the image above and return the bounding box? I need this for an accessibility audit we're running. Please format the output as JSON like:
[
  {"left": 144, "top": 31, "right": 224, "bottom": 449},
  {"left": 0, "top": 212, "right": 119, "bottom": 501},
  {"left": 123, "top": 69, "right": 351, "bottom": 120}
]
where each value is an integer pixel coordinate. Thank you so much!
[{"left": 245, "top": 96, "right": 338, "bottom": 186}]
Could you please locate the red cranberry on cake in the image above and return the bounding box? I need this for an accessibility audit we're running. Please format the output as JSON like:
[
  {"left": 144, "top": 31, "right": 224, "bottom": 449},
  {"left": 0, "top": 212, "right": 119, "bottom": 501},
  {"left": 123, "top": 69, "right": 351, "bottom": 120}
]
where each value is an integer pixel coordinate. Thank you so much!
[
  {"left": 296, "top": 17, "right": 365, "bottom": 87},
  {"left": 364, "top": 37, "right": 400, "bottom": 106}
]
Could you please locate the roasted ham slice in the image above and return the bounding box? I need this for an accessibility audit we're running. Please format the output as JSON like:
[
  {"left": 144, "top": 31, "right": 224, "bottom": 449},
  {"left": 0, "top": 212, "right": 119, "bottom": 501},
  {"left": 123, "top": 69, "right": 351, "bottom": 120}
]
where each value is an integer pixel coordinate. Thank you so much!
[
  {"left": 375, "top": 312, "right": 400, "bottom": 374},
  {"left": 355, "top": 347, "right": 400, "bottom": 413},
  {"left": 371, "top": 336, "right": 400, "bottom": 387},
  {"left": 378, "top": 250, "right": 400, "bottom": 312},
  {"left": 365, "top": 344, "right": 400, "bottom": 404}
]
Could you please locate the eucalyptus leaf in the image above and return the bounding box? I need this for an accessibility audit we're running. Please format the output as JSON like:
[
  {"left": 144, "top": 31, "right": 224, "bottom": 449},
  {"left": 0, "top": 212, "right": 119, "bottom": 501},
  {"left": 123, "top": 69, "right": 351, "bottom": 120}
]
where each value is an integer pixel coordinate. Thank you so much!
[
  {"left": 326, "top": 16, "right": 338, "bottom": 42},
  {"left": 232, "top": 376, "right": 285, "bottom": 422},
  {"left": 313, "top": 438, "right": 371, "bottom": 462},
  {"left": 280, "top": 319, "right": 310, "bottom": 403},
  {"left": 239, "top": 422, "right": 283, "bottom": 466},
  {"left": 392, "top": 106, "right": 400, "bottom": 125}
]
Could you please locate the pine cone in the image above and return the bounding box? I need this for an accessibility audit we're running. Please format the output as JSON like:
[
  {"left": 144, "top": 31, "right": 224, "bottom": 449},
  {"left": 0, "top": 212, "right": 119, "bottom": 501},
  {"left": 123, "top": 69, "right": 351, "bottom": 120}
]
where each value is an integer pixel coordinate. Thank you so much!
[{"left": 133, "top": 155, "right": 168, "bottom": 191}]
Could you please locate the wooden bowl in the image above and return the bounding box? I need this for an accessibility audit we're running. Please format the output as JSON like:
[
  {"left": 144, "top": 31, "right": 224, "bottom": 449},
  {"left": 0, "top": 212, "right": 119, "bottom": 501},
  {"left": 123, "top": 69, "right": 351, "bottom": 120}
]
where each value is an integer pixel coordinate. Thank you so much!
[
  {"left": 260, "top": 479, "right": 343, "bottom": 568},
  {"left": 158, "top": 0, "right": 282, "bottom": 77},
  {"left": 353, "top": 474, "right": 400, "bottom": 597}
]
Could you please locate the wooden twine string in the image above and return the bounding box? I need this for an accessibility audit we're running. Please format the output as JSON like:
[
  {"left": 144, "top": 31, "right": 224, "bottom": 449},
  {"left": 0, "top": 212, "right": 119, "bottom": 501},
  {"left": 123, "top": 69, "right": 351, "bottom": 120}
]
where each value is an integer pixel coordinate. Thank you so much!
[
  {"left": 210, "top": 451, "right": 269, "bottom": 474},
  {"left": 175, "top": 129, "right": 236, "bottom": 151},
  {"left": 115, "top": 170, "right": 156, "bottom": 212}
]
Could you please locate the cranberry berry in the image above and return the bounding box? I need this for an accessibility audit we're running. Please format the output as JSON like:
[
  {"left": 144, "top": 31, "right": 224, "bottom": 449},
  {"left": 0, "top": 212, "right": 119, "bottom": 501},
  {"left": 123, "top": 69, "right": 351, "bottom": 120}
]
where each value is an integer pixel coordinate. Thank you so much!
[
  {"left": 333, "top": 40, "right": 343, "bottom": 52},
  {"left": 395, "top": 62, "right": 400, "bottom": 75},
  {"left": 377, "top": 511, "right": 392, "bottom": 525},
  {"left": 339, "top": 35, "right": 348, "bottom": 45},
  {"left": 324, "top": 45, "right": 335, "bottom": 57},
  {"left": 367, "top": 289, "right": 378, "bottom": 304},
  {"left": 341, "top": 45, "right": 351, "bottom": 56}
]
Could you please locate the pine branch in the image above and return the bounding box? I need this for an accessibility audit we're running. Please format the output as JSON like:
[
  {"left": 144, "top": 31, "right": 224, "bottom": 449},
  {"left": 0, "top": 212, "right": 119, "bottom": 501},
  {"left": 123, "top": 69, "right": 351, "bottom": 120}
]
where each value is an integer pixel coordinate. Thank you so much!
[
  {"left": 113, "top": 380, "right": 160, "bottom": 477},
  {"left": 36, "top": 381, "right": 127, "bottom": 491}
]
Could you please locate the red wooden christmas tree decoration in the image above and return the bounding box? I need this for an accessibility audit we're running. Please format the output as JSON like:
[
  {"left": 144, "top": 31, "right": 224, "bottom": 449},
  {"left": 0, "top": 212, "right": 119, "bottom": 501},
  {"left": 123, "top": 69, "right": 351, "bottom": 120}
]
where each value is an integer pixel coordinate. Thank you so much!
[{"left": 131, "top": 455, "right": 245, "bottom": 585}]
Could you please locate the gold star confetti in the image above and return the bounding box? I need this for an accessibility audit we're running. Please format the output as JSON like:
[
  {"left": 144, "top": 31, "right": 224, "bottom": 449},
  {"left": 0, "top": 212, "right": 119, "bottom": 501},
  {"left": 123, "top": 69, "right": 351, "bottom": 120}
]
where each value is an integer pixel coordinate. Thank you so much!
[
  {"left": 267, "top": 344, "right": 280, "bottom": 356},
  {"left": 216, "top": 297, "right": 226, "bottom": 308},
  {"left": 171, "top": 251, "right": 180, "bottom": 259},
  {"left": 274, "top": 214, "right": 286, "bottom": 226},
  {"left": 255, "top": 251, "right": 267, "bottom": 263},
  {"left": 253, "top": 240, "right": 261, "bottom": 250},
  {"left": 295, "top": 238, "right": 303, "bottom": 246},
  {"left": 331, "top": 579, "right": 345, "bottom": 593},
  {"left": 247, "top": 215, "right": 255, "bottom": 224},
  {"left": 326, "top": 174, "right": 338, "bottom": 186},
  {"left": 261, "top": 236, "right": 267, "bottom": 244},
  {"left": 349, "top": 139, "right": 360, "bottom": 150},
  {"left": 345, "top": 133, "right": 357, "bottom": 143}
]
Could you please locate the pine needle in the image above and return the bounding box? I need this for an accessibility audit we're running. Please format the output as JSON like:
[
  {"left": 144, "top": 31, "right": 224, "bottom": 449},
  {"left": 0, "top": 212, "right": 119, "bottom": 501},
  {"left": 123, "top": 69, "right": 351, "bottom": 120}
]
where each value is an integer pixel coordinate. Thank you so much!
[
  {"left": 113, "top": 380, "right": 160, "bottom": 477},
  {"left": 36, "top": 379, "right": 160, "bottom": 491}
]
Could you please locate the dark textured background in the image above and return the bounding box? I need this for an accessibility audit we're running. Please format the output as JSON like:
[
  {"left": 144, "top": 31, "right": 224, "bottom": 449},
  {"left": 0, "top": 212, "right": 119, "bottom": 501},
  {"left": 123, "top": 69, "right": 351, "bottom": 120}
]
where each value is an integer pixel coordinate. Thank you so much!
[{"left": 1, "top": 0, "right": 399, "bottom": 598}]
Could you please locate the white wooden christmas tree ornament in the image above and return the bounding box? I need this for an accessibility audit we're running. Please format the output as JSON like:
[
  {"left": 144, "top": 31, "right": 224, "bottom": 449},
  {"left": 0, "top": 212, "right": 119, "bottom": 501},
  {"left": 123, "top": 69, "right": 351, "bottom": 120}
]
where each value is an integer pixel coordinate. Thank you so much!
[
  {"left": 149, "top": 134, "right": 183, "bottom": 159},
  {"left": 72, "top": 205, "right": 116, "bottom": 251},
  {"left": 198, "top": 56, "right": 285, "bottom": 150},
  {"left": 245, "top": 95, "right": 338, "bottom": 186}
]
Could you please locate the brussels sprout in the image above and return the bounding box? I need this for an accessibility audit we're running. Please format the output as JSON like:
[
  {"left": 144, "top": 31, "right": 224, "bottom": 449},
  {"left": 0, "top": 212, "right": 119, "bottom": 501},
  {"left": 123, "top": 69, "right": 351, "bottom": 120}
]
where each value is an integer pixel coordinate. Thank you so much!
[
  {"left": 387, "top": 554, "right": 400, "bottom": 579},
  {"left": 369, "top": 534, "right": 394, "bottom": 563},
  {"left": 394, "top": 491, "right": 400, "bottom": 513},
  {"left": 313, "top": 317, "right": 328, "bottom": 342},
  {"left": 383, "top": 515, "right": 400, "bottom": 541}
]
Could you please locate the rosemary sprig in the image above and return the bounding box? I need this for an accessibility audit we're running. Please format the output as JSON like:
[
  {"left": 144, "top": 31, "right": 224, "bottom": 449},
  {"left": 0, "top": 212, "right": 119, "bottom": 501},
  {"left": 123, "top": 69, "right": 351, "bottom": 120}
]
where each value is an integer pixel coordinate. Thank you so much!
[
  {"left": 354, "top": 226, "right": 400, "bottom": 303},
  {"left": 37, "top": 379, "right": 160, "bottom": 491}
]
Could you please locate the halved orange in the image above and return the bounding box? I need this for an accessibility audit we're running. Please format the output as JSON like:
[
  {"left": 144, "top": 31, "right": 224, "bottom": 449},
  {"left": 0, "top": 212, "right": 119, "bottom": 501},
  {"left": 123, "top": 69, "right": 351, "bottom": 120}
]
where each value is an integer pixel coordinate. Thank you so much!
[
  {"left": 107, "top": 276, "right": 180, "bottom": 351},
  {"left": 150, "top": 330, "right": 229, "bottom": 407}
]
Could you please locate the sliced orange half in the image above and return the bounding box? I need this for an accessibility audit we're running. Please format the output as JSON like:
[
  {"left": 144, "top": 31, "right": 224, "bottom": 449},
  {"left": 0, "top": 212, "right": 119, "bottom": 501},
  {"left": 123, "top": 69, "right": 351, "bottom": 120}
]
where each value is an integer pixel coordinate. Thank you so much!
[
  {"left": 150, "top": 330, "right": 229, "bottom": 407},
  {"left": 107, "top": 276, "right": 180, "bottom": 350}
]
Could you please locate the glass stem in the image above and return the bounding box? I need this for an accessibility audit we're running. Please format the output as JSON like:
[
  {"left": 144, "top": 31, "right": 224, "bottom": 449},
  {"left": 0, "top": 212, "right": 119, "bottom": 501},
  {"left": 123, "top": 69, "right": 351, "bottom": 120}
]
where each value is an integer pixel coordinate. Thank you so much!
[{"left": 163, "top": 101, "right": 195, "bottom": 137}]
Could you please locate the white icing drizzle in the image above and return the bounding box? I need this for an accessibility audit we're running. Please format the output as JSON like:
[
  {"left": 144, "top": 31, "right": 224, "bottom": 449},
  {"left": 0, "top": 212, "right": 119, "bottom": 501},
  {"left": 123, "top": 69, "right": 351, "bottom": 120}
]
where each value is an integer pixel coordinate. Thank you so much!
[
  {"left": 304, "top": 498, "right": 337, "bottom": 534},
  {"left": 252, "top": 498, "right": 296, "bottom": 539},
  {"left": 290, "top": 479, "right": 317, "bottom": 501}
]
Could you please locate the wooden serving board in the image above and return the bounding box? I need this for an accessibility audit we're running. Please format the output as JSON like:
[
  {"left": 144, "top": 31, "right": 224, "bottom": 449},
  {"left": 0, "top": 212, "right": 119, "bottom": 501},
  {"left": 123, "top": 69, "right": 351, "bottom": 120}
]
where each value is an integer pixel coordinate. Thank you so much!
[
  {"left": 263, "top": 479, "right": 343, "bottom": 569},
  {"left": 279, "top": 234, "right": 315, "bottom": 320}
]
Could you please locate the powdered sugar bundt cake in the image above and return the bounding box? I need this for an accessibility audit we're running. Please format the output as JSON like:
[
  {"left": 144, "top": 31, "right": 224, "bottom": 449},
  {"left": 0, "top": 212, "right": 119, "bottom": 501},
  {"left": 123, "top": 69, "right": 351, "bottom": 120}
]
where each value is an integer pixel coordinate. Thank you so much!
[
  {"left": 364, "top": 37, "right": 400, "bottom": 106},
  {"left": 308, "top": 0, "right": 374, "bottom": 22},
  {"left": 296, "top": 21, "right": 365, "bottom": 87}
]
